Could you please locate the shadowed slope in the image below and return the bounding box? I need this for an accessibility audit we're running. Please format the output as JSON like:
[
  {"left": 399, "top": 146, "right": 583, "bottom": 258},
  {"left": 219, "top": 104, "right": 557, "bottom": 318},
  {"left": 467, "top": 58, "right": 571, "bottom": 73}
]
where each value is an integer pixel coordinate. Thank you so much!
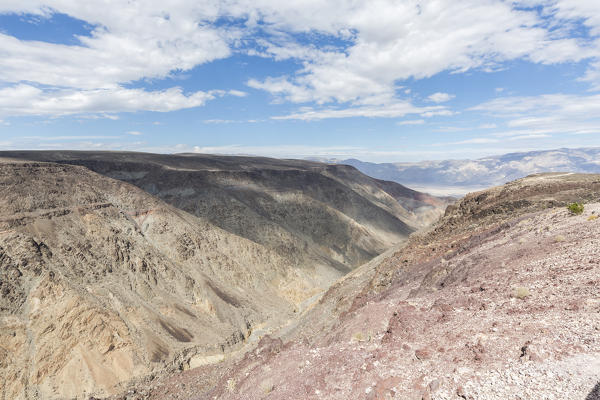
[{"left": 0, "top": 151, "right": 448, "bottom": 282}]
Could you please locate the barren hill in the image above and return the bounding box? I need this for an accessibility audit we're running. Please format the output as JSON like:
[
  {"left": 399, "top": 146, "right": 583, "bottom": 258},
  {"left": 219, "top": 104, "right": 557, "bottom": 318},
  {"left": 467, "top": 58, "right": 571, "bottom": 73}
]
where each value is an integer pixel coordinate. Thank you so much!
[
  {"left": 140, "top": 173, "right": 600, "bottom": 399},
  {"left": 0, "top": 152, "right": 447, "bottom": 399}
]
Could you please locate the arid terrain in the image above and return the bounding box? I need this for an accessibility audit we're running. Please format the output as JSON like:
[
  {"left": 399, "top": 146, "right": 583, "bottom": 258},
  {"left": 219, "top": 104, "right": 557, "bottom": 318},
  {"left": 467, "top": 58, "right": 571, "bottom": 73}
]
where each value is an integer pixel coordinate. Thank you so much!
[
  {"left": 0, "top": 151, "right": 448, "bottom": 400},
  {"left": 1, "top": 152, "right": 598, "bottom": 400},
  {"left": 111, "top": 172, "right": 600, "bottom": 400},
  {"left": 4, "top": 1, "right": 600, "bottom": 399}
]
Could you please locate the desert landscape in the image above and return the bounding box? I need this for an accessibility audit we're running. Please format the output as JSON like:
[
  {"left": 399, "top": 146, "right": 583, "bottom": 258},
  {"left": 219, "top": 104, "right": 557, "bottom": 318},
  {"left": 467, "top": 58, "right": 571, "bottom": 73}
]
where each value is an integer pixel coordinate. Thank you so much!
[
  {"left": 110, "top": 172, "right": 600, "bottom": 400},
  {"left": 2, "top": 1, "right": 600, "bottom": 399},
  {"left": 0, "top": 151, "right": 449, "bottom": 399},
  {"left": 0, "top": 152, "right": 598, "bottom": 399}
]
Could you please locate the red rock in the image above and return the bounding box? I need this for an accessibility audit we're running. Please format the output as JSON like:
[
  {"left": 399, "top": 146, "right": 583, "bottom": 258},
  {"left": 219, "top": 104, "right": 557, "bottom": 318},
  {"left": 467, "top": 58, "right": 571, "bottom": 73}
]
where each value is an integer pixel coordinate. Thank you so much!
[{"left": 415, "top": 348, "right": 432, "bottom": 360}]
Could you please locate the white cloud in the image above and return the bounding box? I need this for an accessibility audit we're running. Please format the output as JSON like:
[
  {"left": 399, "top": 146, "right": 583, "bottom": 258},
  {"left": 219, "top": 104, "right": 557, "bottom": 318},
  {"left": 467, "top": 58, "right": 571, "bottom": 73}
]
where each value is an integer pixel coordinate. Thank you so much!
[
  {"left": 228, "top": 90, "right": 249, "bottom": 97},
  {"left": 506, "top": 134, "right": 551, "bottom": 140},
  {"left": 78, "top": 114, "right": 120, "bottom": 120},
  {"left": 472, "top": 93, "right": 600, "bottom": 117},
  {"left": 203, "top": 118, "right": 264, "bottom": 124},
  {"left": 271, "top": 102, "right": 447, "bottom": 121},
  {"left": 420, "top": 110, "right": 456, "bottom": 118},
  {"left": 0, "top": 84, "right": 232, "bottom": 117},
  {"left": 472, "top": 93, "right": 600, "bottom": 136},
  {"left": 0, "top": 2, "right": 234, "bottom": 117},
  {"left": 427, "top": 92, "right": 455, "bottom": 103},
  {"left": 0, "top": 0, "right": 599, "bottom": 120},
  {"left": 547, "top": 1, "right": 600, "bottom": 36},
  {"left": 580, "top": 60, "right": 600, "bottom": 91},
  {"left": 0, "top": 5, "right": 230, "bottom": 89},
  {"left": 203, "top": 119, "right": 235, "bottom": 124},
  {"left": 478, "top": 123, "right": 498, "bottom": 129},
  {"left": 397, "top": 119, "right": 425, "bottom": 126},
  {"left": 241, "top": 0, "right": 598, "bottom": 109},
  {"left": 126, "top": 131, "right": 143, "bottom": 136}
]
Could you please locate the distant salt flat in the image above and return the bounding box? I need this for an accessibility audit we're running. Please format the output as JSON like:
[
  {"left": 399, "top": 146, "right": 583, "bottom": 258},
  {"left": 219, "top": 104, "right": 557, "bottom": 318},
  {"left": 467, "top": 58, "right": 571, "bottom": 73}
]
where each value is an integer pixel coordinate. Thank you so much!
[{"left": 404, "top": 184, "right": 490, "bottom": 197}]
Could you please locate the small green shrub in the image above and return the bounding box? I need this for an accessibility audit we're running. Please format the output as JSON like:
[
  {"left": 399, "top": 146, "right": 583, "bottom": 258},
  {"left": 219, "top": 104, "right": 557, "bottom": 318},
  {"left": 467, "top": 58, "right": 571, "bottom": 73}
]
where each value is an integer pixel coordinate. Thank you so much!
[{"left": 567, "top": 202, "right": 584, "bottom": 215}]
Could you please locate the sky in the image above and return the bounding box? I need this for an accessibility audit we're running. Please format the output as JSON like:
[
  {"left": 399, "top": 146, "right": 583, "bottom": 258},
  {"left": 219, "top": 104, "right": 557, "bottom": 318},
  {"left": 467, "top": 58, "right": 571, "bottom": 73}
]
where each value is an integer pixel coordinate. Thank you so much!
[{"left": 1, "top": 1, "right": 600, "bottom": 162}]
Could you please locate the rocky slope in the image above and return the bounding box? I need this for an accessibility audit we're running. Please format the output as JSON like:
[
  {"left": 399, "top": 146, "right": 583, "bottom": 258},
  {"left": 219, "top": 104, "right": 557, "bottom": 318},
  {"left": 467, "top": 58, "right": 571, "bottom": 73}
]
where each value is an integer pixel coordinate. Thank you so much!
[
  {"left": 135, "top": 173, "right": 600, "bottom": 399},
  {"left": 0, "top": 152, "right": 447, "bottom": 399},
  {"left": 0, "top": 152, "right": 447, "bottom": 279}
]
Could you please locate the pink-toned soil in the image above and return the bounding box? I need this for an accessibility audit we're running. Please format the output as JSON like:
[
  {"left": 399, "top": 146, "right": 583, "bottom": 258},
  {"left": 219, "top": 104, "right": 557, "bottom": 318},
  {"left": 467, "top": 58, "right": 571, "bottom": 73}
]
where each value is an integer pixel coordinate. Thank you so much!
[{"left": 145, "top": 203, "right": 600, "bottom": 400}]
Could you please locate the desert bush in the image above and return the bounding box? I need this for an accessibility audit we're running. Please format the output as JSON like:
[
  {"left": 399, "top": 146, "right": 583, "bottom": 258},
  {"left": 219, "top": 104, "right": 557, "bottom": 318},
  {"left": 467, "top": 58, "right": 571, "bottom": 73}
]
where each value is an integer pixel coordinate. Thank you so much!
[
  {"left": 226, "top": 378, "right": 236, "bottom": 393},
  {"left": 567, "top": 202, "right": 584, "bottom": 215},
  {"left": 588, "top": 215, "right": 598, "bottom": 221},
  {"left": 513, "top": 287, "right": 530, "bottom": 299},
  {"left": 351, "top": 332, "right": 364, "bottom": 342}
]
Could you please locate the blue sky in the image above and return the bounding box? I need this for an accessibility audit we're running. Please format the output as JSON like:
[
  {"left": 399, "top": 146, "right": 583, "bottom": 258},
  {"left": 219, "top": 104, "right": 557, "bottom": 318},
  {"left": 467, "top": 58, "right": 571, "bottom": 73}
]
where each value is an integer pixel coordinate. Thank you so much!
[{"left": 1, "top": 1, "right": 600, "bottom": 162}]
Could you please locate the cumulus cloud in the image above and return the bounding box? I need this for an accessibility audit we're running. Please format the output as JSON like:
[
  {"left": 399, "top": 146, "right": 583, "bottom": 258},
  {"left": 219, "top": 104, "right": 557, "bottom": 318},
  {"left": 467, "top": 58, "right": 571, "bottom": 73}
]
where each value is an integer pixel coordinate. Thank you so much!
[
  {"left": 0, "top": 84, "right": 225, "bottom": 117},
  {"left": 0, "top": 1, "right": 234, "bottom": 117},
  {"left": 0, "top": 0, "right": 599, "bottom": 119},
  {"left": 0, "top": 3, "right": 230, "bottom": 89},
  {"left": 427, "top": 92, "right": 455, "bottom": 103},
  {"left": 241, "top": 0, "right": 599, "bottom": 108}
]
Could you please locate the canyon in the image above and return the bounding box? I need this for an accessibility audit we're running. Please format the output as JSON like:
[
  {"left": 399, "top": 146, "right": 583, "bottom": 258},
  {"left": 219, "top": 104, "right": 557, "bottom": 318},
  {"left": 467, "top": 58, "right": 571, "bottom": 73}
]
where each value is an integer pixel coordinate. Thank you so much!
[{"left": 0, "top": 151, "right": 447, "bottom": 399}]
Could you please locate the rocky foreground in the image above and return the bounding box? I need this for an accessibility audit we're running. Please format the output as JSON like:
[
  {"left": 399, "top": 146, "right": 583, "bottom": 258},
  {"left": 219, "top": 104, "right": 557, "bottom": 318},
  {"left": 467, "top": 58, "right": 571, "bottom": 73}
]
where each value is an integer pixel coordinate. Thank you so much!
[{"left": 122, "top": 173, "right": 600, "bottom": 400}]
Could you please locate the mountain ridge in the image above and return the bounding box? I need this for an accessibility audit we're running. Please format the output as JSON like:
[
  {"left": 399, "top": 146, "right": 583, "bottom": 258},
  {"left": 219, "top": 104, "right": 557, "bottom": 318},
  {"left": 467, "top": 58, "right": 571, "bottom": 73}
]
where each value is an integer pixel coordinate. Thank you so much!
[{"left": 317, "top": 147, "right": 600, "bottom": 196}]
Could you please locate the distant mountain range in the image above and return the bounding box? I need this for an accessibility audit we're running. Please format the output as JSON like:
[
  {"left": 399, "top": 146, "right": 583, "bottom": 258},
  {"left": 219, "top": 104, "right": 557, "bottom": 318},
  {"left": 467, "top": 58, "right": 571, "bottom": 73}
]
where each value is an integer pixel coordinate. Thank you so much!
[{"left": 321, "top": 147, "right": 600, "bottom": 196}]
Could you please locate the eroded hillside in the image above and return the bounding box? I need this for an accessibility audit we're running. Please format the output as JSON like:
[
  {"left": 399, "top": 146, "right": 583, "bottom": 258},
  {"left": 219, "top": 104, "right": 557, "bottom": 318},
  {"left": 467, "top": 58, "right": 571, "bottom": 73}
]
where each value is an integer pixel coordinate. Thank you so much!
[
  {"left": 139, "top": 173, "right": 600, "bottom": 399},
  {"left": 1, "top": 152, "right": 447, "bottom": 282},
  {"left": 0, "top": 152, "right": 447, "bottom": 399}
]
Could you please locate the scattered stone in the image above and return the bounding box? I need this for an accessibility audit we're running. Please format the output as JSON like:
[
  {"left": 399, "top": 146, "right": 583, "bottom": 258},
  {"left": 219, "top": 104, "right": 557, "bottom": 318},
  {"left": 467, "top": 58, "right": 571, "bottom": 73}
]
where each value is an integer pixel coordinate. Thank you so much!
[
  {"left": 415, "top": 348, "right": 432, "bottom": 360},
  {"left": 428, "top": 378, "right": 441, "bottom": 393}
]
